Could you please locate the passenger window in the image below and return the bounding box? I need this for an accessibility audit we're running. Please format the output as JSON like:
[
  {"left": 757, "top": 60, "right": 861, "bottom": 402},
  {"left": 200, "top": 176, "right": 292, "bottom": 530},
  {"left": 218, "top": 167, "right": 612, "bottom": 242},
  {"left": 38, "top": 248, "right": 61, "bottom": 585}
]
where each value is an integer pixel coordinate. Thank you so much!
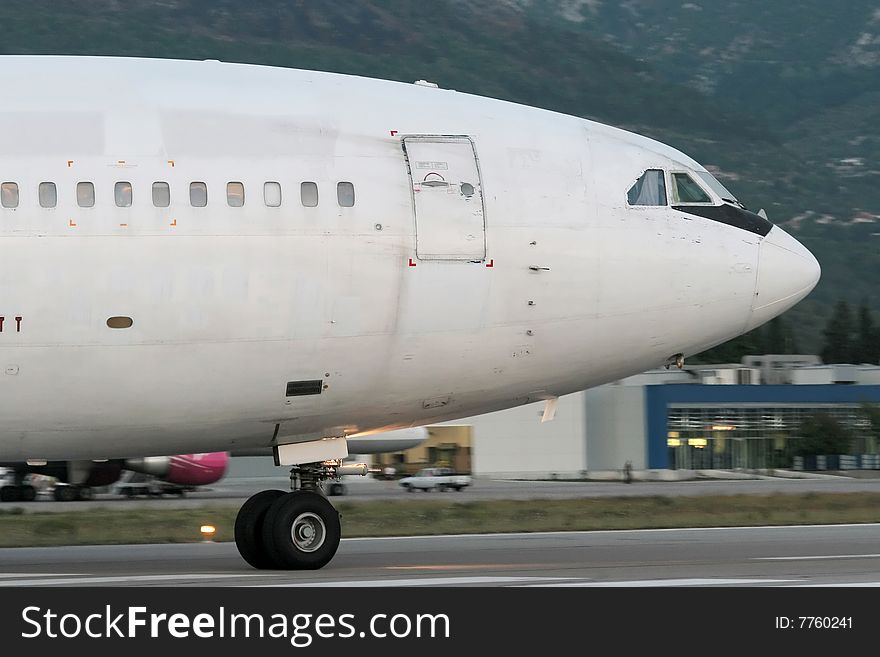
[
  {"left": 152, "top": 182, "right": 170, "bottom": 208},
  {"left": 39, "top": 182, "right": 57, "bottom": 208},
  {"left": 626, "top": 170, "right": 666, "bottom": 206},
  {"left": 115, "top": 181, "right": 133, "bottom": 207},
  {"left": 671, "top": 173, "right": 711, "bottom": 204},
  {"left": 190, "top": 182, "right": 208, "bottom": 207},
  {"left": 227, "top": 182, "right": 245, "bottom": 207},
  {"left": 301, "top": 181, "right": 318, "bottom": 207},
  {"left": 337, "top": 181, "right": 355, "bottom": 207},
  {"left": 264, "top": 181, "right": 282, "bottom": 207},
  {"left": 1, "top": 182, "right": 19, "bottom": 208},
  {"left": 77, "top": 182, "right": 95, "bottom": 208}
]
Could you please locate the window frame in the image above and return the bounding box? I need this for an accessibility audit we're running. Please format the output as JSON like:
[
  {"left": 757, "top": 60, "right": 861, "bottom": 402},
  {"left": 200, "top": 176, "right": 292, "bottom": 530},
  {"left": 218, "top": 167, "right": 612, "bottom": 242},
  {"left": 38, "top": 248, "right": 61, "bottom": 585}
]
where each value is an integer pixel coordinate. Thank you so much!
[
  {"left": 76, "top": 181, "right": 96, "bottom": 208},
  {"left": 114, "top": 181, "right": 133, "bottom": 208},
  {"left": 336, "top": 181, "right": 355, "bottom": 208},
  {"left": 263, "top": 181, "right": 282, "bottom": 207},
  {"left": 189, "top": 181, "right": 208, "bottom": 208},
  {"left": 1, "top": 182, "right": 19, "bottom": 209},
  {"left": 39, "top": 182, "right": 57, "bottom": 208},
  {"left": 668, "top": 170, "right": 714, "bottom": 206},
  {"left": 152, "top": 181, "right": 171, "bottom": 208},
  {"left": 300, "top": 181, "right": 319, "bottom": 207},
  {"left": 625, "top": 168, "right": 668, "bottom": 208},
  {"left": 226, "top": 181, "right": 245, "bottom": 208}
]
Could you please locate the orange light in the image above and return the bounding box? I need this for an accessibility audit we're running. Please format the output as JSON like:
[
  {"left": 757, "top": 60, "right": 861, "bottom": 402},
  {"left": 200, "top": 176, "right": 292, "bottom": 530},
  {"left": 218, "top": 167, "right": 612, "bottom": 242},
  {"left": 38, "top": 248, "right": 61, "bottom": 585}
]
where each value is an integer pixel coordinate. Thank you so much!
[{"left": 200, "top": 524, "right": 216, "bottom": 541}]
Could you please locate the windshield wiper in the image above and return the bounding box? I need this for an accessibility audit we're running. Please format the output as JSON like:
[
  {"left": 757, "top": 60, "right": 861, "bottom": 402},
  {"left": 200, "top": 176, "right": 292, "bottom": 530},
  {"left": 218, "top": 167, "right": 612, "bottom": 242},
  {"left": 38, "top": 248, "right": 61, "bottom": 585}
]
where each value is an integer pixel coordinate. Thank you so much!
[{"left": 722, "top": 197, "right": 748, "bottom": 210}]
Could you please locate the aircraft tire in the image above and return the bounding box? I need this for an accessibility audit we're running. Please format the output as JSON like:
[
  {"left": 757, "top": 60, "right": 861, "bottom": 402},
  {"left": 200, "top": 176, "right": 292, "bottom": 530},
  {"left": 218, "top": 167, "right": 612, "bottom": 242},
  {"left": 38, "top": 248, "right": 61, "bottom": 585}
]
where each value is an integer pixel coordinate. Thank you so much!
[
  {"left": 53, "top": 486, "right": 77, "bottom": 502},
  {"left": 235, "top": 489, "right": 286, "bottom": 569},
  {"left": 0, "top": 485, "right": 20, "bottom": 502},
  {"left": 19, "top": 485, "right": 37, "bottom": 502},
  {"left": 261, "top": 491, "right": 341, "bottom": 570}
]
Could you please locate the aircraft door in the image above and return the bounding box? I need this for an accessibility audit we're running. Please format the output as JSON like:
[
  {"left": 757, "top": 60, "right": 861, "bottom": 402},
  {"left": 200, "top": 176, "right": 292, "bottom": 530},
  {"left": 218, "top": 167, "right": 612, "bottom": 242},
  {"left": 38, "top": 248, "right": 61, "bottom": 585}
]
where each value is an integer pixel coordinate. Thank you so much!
[{"left": 403, "top": 136, "right": 486, "bottom": 261}]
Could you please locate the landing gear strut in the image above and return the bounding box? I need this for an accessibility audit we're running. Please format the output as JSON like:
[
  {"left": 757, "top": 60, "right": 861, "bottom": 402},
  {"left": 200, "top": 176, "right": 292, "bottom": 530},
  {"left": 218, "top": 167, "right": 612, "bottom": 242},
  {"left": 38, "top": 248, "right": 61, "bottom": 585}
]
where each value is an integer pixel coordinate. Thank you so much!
[{"left": 235, "top": 460, "right": 360, "bottom": 570}]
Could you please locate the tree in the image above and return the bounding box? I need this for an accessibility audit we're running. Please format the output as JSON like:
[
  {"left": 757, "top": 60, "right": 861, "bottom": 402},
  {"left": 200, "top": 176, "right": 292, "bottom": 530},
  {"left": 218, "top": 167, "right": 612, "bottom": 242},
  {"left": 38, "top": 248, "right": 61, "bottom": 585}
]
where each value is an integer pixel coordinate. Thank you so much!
[
  {"left": 820, "top": 300, "right": 855, "bottom": 364},
  {"left": 795, "top": 412, "right": 853, "bottom": 456},
  {"left": 692, "top": 315, "right": 802, "bottom": 364},
  {"left": 855, "top": 302, "right": 879, "bottom": 364},
  {"left": 691, "top": 326, "right": 766, "bottom": 364},
  {"left": 764, "top": 316, "right": 800, "bottom": 354}
]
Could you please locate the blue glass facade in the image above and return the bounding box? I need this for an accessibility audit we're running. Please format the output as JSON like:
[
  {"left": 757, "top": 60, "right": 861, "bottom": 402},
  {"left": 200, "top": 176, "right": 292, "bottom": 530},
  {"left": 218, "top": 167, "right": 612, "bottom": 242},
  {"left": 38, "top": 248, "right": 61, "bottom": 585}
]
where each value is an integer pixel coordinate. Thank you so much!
[{"left": 645, "top": 384, "right": 880, "bottom": 469}]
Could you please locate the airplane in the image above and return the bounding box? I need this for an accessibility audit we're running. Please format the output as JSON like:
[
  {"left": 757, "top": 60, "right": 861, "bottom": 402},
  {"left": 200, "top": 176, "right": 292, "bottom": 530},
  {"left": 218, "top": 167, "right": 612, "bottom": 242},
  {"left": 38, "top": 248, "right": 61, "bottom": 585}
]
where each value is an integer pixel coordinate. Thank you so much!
[
  {"left": 0, "top": 56, "right": 820, "bottom": 570},
  {"left": 0, "top": 452, "right": 229, "bottom": 502}
]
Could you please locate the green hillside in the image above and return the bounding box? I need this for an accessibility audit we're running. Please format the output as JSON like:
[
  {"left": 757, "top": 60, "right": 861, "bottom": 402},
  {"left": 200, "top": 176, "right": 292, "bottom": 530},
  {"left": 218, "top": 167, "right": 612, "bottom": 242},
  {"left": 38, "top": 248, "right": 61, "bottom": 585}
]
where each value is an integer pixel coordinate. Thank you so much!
[
  {"left": 1, "top": 0, "right": 877, "bottom": 354},
  {"left": 528, "top": 0, "right": 880, "bottom": 340}
]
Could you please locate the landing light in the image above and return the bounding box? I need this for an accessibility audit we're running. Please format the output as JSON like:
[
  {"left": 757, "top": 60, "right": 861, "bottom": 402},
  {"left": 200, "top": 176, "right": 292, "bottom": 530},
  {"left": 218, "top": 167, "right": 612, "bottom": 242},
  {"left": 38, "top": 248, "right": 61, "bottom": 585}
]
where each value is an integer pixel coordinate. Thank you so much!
[{"left": 200, "top": 524, "right": 217, "bottom": 542}]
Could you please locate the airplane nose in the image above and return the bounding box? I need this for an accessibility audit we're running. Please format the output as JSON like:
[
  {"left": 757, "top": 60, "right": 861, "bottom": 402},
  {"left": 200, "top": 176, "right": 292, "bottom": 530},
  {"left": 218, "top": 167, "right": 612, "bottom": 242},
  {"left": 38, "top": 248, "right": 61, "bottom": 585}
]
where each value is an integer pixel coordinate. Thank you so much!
[{"left": 746, "top": 225, "right": 821, "bottom": 331}]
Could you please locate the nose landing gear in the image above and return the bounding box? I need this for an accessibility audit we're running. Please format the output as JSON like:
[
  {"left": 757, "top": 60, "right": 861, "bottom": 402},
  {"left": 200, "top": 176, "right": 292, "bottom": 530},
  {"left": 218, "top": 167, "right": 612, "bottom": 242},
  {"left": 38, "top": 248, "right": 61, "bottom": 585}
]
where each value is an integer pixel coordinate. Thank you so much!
[{"left": 234, "top": 461, "right": 348, "bottom": 570}]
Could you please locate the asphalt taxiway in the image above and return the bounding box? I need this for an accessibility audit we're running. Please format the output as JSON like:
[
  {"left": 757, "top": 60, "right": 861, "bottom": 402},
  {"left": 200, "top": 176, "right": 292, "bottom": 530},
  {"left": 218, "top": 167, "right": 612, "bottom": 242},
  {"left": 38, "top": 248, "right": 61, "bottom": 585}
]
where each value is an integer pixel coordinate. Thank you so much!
[{"left": 2, "top": 523, "right": 880, "bottom": 587}]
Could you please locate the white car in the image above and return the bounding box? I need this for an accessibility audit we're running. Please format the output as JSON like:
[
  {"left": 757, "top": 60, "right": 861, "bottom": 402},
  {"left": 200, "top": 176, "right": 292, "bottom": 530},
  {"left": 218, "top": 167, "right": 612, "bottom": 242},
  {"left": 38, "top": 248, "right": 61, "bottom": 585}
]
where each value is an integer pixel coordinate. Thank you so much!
[{"left": 399, "top": 468, "right": 471, "bottom": 492}]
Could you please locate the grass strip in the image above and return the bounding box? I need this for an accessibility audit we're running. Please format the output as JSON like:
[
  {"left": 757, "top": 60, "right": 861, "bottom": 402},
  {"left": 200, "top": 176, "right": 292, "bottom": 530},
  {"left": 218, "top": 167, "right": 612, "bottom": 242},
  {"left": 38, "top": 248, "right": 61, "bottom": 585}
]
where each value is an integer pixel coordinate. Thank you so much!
[{"left": 1, "top": 492, "right": 879, "bottom": 548}]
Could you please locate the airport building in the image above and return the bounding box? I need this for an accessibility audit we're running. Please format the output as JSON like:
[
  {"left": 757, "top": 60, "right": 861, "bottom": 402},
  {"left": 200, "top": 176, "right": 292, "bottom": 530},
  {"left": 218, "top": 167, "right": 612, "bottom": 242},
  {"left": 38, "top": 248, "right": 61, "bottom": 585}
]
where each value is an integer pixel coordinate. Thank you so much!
[{"left": 392, "top": 356, "right": 880, "bottom": 478}]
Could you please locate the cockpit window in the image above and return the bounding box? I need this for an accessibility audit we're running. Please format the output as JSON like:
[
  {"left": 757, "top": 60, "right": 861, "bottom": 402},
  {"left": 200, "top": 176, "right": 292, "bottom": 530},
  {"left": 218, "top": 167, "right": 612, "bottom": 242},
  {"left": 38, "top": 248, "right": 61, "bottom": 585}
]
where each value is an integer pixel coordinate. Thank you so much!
[
  {"left": 696, "top": 171, "right": 738, "bottom": 204},
  {"left": 671, "top": 173, "right": 711, "bottom": 204},
  {"left": 627, "top": 169, "right": 667, "bottom": 206}
]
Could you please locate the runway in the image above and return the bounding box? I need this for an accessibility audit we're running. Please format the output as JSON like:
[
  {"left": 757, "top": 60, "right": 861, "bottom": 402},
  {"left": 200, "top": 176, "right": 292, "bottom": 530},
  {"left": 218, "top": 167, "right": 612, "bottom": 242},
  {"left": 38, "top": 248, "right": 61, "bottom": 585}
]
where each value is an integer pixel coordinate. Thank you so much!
[{"left": 2, "top": 523, "right": 880, "bottom": 587}]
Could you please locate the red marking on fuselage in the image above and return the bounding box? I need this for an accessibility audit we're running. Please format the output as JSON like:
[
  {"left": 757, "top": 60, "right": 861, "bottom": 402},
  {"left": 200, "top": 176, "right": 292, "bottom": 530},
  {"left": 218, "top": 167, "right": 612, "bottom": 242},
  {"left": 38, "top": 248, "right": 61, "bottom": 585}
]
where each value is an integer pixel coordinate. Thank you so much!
[
  {"left": 390, "top": 130, "right": 398, "bottom": 136},
  {"left": 15, "top": 317, "right": 21, "bottom": 332},
  {"left": 486, "top": 259, "right": 494, "bottom": 268},
  {"left": 408, "top": 258, "right": 417, "bottom": 267}
]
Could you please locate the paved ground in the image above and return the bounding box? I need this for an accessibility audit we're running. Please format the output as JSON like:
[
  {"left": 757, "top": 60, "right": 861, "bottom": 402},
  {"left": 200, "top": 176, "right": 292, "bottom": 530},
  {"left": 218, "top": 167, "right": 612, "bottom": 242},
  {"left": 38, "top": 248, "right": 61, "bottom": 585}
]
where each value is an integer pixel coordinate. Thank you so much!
[
  {"left": 1, "top": 524, "right": 879, "bottom": 587},
  {"left": 6, "top": 475, "right": 880, "bottom": 512}
]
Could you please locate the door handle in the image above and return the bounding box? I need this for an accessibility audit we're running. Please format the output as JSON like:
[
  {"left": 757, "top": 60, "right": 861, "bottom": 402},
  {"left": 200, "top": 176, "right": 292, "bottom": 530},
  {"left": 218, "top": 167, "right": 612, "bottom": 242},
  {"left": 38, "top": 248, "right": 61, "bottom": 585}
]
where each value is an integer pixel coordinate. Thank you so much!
[{"left": 528, "top": 266, "right": 551, "bottom": 272}]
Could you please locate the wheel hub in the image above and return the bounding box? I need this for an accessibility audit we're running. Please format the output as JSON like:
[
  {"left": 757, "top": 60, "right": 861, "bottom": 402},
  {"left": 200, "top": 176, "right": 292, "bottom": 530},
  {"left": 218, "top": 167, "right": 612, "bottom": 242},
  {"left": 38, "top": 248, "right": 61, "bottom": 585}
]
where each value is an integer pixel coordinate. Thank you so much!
[{"left": 290, "top": 512, "right": 326, "bottom": 552}]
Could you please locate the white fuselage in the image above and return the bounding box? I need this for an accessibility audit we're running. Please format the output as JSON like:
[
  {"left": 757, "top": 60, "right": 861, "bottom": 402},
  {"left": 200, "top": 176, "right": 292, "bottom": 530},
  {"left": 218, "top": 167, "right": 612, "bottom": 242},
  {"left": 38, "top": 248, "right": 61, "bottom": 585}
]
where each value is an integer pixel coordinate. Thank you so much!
[{"left": 0, "top": 57, "right": 819, "bottom": 461}]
